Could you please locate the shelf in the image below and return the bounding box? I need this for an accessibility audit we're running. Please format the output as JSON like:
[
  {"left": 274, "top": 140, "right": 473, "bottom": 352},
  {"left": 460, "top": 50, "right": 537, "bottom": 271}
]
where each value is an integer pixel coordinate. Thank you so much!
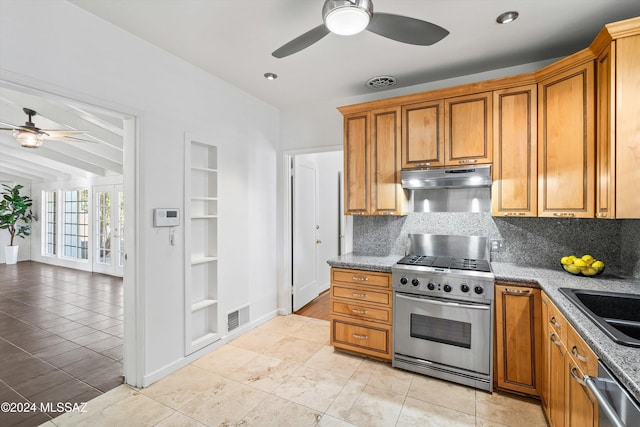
[
  {"left": 191, "top": 332, "right": 219, "bottom": 349},
  {"left": 191, "top": 256, "right": 217, "bottom": 265},
  {"left": 191, "top": 215, "right": 218, "bottom": 219},
  {"left": 191, "top": 299, "right": 218, "bottom": 312},
  {"left": 191, "top": 166, "right": 217, "bottom": 173}
]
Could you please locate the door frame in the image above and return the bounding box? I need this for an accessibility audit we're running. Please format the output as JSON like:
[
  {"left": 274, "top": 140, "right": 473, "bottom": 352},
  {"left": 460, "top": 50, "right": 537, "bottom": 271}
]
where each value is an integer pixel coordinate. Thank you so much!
[
  {"left": 0, "top": 72, "right": 144, "bottom": 386},
  {"left": 279, "top": 145, "right": 342, "bottom": 315}
]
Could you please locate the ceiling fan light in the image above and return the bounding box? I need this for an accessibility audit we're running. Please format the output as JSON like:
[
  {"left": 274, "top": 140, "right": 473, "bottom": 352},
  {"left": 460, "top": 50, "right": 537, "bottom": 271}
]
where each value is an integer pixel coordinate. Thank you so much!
[
  {"left": 13, "top": 130, "right": 44, "bottom": 148},
  {"left": 325, "top": 7, "right": 370, "bottom": 35}
]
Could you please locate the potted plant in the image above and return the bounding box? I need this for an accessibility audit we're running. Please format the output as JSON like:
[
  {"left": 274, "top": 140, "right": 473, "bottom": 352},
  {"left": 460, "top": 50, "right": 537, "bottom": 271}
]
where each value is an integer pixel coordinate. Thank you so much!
[{"left": 0, "top": 184, "right": 33, "bottom": 264}]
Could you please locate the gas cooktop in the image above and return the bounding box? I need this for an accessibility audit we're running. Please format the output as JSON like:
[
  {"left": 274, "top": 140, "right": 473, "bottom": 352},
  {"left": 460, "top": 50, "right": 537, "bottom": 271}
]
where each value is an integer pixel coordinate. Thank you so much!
[{"left": 397, "top": 255, "right": 491, "bottom": 273}]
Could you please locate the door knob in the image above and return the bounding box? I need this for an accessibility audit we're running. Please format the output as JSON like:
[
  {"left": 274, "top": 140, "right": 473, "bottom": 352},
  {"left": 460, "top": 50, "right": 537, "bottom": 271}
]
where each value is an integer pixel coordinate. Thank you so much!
[{"left": 316, "top": 240, "right": 322, "bottom": 244}]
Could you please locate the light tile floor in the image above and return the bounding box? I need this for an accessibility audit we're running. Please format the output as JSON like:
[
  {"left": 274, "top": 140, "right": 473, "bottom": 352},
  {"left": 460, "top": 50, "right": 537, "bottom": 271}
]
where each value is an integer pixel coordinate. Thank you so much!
[{"left": 45, "top": 315, "right": 548, "bottom": 427}]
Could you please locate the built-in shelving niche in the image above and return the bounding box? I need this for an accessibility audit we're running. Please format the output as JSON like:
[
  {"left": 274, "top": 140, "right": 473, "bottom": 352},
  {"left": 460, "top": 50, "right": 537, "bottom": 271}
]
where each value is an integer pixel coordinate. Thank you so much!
[{"left": 184, "top": 135, "right": 219, "bottom": 354}]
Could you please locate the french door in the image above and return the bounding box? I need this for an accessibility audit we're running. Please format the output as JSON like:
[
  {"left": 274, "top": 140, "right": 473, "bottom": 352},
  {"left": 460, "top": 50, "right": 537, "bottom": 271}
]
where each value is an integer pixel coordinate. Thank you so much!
[{"left": 93, "top": 184, "right": 124, "bottom": 276}]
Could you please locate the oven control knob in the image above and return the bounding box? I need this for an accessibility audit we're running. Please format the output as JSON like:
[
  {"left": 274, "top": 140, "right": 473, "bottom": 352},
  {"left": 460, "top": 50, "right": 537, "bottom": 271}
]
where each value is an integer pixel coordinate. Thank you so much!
[
  {"left": 400, "top": 277, "right": 408, "bottom": 285},
  {"left": 411, "top": 278, "right": 420, "bottom": 287},
  {"left": 443, "top": 284, "right": 452, "bottom": 293},
  {"left": 474, "top": 286, "right": 484, "bottom": 295},
  {"left": 460, "top": 284, "right": 470, "bottom": 293},
  {"left": 427, "top": 282, "right": 435, "bottom": 290}
]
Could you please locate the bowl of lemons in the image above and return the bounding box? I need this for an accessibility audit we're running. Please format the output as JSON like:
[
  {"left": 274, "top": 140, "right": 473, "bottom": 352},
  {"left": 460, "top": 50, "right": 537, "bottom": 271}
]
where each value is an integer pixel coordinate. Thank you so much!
[{"left": 560, "top": 254, "right": 605, "bottom": 277}]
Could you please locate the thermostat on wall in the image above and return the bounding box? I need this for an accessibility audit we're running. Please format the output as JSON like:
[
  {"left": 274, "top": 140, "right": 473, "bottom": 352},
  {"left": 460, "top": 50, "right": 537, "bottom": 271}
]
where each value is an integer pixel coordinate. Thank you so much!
[{"left": 153, "top": 208, "right": 180, "bottom": 227}]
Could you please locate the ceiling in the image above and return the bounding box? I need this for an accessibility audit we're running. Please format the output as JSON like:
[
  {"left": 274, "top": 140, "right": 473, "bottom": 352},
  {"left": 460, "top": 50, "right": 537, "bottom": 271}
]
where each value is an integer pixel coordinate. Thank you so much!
[
  {"left": 2, "top": 0, "right": 640, "bottom": 184},
  {"left": 68, "top": 0, "right": 640, "bottom": 108}
]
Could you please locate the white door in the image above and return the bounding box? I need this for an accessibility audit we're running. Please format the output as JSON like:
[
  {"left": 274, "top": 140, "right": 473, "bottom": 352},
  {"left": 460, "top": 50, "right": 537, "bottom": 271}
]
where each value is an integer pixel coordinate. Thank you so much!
[
  {"left": 293, "top": 156, "right": 319, "bottom": 311},
  {"left": 93, "top": 184, "right": 124, "bottom": 276}
]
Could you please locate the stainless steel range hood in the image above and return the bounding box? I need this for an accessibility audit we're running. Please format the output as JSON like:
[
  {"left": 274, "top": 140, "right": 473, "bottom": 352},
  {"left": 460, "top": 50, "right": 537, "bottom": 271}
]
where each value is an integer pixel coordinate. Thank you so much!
[
  {"left": 402, "top": 165, "right": 492, "bottom": 213},
  {"left": 401, "top": 165, "right": 492, "bottom": 190}
]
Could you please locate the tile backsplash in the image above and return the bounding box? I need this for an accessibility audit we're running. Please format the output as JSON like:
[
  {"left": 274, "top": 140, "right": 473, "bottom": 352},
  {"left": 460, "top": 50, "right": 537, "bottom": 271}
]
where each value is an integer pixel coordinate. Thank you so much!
[{"left": 352, "top": 213, "right": 640, "bottom": 278}]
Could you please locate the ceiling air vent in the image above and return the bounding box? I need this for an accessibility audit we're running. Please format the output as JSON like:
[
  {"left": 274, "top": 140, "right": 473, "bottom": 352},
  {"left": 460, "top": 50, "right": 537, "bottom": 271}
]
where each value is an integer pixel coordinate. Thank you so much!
[{"left": 366, "top": 75, "right": 397, "bottom": 89}]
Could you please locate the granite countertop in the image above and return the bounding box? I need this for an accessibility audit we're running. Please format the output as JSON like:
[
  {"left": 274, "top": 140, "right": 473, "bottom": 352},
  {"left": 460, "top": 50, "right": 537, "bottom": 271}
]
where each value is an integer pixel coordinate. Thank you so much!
[{"left": 327, "top": 254, "right": 640, "bottom": 400}]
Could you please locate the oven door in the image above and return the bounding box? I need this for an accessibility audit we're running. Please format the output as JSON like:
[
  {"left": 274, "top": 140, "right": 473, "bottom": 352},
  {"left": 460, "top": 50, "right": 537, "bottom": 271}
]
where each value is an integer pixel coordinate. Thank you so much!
[{"left": 394, "top": 292, "right": 492, "bottom": 375}]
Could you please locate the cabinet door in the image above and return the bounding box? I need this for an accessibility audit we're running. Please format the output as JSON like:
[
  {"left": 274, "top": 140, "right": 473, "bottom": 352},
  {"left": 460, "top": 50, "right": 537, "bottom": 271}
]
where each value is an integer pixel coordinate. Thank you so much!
[
  {"left": 402, "top": 100, "right": 445, "bottom": 169},
  {"left": 538, "top": 62, "right": 595, "bottom": 218},
  {"left": 492, "top": 85, "right": 538, "bottom": 217},
  {"left": 540, "top": 294, "right": 551, "bottom": 416},
  {"left": 445, "top": 92, "right": 493, "bottom": 165},
  {"left": 566, "top": 361, "right": 597, "bottom": 427},
  {"left": 549, "top": 331, "right": 567, "bottom": 427},
  {"left": 344, "top": 112, "right": 369, "bottom": 215},
  {"left": 614, "top": 34, "right": 640, "bottom": 218},
  {"left": 370, "top": 107, "right": 404, "bottom": 215},
  {"left": 596, "top": 43, "right": 615, "bottom": 219},
  {"left": 495, "top": 284, "right": 541, "bottom": 396}
]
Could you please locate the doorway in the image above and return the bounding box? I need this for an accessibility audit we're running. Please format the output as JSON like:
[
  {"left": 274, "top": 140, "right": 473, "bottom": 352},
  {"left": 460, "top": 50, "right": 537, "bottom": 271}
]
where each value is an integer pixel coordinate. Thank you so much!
[
  {"left": 93, "top": 184, "right": 125, "bottom": 276},
  {"left": 291, "top": 150, "right": 349, "bottom": 314}
]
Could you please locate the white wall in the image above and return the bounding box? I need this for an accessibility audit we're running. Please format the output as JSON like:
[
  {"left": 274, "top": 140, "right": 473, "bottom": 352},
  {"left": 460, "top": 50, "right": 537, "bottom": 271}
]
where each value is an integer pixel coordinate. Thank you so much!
[{"left": 0, "top": 0, "right": 279, "bottom": 386}]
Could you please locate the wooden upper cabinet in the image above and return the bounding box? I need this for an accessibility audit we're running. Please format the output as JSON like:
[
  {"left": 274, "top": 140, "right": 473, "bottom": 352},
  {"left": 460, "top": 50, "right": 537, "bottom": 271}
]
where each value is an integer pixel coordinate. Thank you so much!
[
  {"left": 445, "top": 92, "right": 493, "bottom": 165},
  {"left": 370, "top": 107, "right": 405, "bottom": 215},
  {"left": 611, "top": 34, "right": 640, "bottom": 218},
  {"left": 595, "top": 43, "right": 616, "bottom": 219},
  {"left": 492, "top": 85, "right": 538, "bottom": 217},
  {"left": 401, "top": 100, "right": 445, "bottom": 169},
  {"left": 538, "top": 61, "right": 595, "bottom": 218},
  {"left": 342, "top": 108, "right": 406, "bottom": 216},
  {"left": 343, "top": 112, "right": 369, "bottom": 215}
]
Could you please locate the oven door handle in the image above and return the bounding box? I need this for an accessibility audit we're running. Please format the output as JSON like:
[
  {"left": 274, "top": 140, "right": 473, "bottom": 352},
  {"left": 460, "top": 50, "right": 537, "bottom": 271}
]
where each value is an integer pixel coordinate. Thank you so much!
[
  {"left": 395, "top": 293, "right": 490, "bottom": 310},
  {"left": 584, "top": 375, "right": 626, "bottom": 427}
]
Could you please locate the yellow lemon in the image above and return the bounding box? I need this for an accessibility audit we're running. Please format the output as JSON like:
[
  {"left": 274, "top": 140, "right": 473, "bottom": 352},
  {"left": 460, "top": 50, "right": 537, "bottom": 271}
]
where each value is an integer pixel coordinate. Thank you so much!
[
  {"left": 581, "top": 254, "right": 595, "bottom": 265},
  {"left": 569, "top": 255, "right": 578, "bottom": 262},
  {"left": 561, "top": 256, "right": 573, "bottom": 265},
  {"left": 573, "top": 259, "right": 587, "bottom": 267},
  {"left": 565, "top": 265, "right": 581, "bottom": 274},
  {"left": 582, "top": 267, "right": 598, "bottom": 276},
  {"left": 592, "top": 260, "right": 605, "bottom": 268}
]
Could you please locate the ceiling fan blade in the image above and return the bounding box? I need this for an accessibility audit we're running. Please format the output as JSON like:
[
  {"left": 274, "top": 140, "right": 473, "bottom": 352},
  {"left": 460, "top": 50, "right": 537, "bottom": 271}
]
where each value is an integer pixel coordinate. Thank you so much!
[
  {"left": 0, "top": 121, "right": 20, "bottom": 129},
  {"left": 40, "top": 130, "right": 87, "bottom": 137},
  {"left": 367, "top": 12, "right": 449, "bottom": 46},
  {"left": 43, "top": 135, "right": 97, "bottom": 144},
  {"left": 272, "top": 24, "right": 330, "bottom": 58},
  {"left": 0, "top": 127, "right": 19, "bottom": 131}
]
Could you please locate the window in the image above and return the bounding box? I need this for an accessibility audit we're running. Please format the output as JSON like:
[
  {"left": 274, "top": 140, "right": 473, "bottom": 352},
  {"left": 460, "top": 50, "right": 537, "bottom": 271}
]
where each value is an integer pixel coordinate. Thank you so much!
[
  {"left": 63, "top": 189, "right": 89, "bottom": 260},
  {"left": 44, "top": 191, "right": 57, "bottom": 255}
]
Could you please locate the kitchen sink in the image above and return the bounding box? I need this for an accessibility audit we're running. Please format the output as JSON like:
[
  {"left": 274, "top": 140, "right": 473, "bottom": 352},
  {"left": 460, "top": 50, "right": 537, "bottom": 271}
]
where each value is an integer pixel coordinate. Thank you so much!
[{"left": 559, "top": 288, "right": 640, "bottom": 347}]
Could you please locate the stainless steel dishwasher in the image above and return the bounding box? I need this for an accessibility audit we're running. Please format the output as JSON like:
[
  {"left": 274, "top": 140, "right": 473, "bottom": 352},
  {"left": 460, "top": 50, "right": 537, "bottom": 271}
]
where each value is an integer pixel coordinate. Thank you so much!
[{"left": 584, "top": 361, "right": 640, "bottom": 427}]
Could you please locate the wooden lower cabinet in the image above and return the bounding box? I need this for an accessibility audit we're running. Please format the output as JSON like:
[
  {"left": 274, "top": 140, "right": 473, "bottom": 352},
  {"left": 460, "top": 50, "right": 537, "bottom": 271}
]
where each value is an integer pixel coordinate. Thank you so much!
[
  {"left": 494, "top": 283, "right": 541, "bottom": 396},
  {"left": 329, "top": 268, "right": 393, "bottom": 360},
  {"left": 541, "top": 292, "right": 599, "bottom": 427}
]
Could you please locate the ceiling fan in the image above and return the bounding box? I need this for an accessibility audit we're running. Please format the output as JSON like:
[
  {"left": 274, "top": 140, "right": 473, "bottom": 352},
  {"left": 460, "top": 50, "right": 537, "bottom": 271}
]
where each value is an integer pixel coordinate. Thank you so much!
[
  {"left": 0, "top": 107, "right": 92, "bottom": 148},
  {"left": 272, "top": 0, "right": 449, "bottom": 58}
]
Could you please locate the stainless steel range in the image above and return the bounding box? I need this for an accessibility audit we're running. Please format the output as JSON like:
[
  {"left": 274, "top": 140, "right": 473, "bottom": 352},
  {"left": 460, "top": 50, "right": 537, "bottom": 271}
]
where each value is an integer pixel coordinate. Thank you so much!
[{"left": 392, "top": 234, "right": 495, "bottom": 392}]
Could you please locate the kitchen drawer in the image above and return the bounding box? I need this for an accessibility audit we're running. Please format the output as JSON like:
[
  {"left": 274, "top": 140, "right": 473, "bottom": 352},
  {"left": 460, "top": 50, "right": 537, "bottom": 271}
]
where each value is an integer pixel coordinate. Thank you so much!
[
  {"left": 331, "top": 301, "right": 391, "bottom": 323},
  {"left": 544, "top": 293, "right": 568, "bottom": 344},
  {"left": 331, "top": 317, "right": 391, "bottom": 359},
  {"left": 332, "top": 285, "right": 391, "bottom": 306},
  {"left": 567, "top": 325, "right": 598, "bottom": 376},
  {"left": 331, "top": 268, "right": 391, "bottom": 289}
]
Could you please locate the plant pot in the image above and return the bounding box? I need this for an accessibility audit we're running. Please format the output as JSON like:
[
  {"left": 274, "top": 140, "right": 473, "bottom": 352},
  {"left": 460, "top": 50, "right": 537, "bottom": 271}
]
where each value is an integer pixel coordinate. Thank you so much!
[{"left": 4, "top": 245, "right": 18, "bottom": 265}]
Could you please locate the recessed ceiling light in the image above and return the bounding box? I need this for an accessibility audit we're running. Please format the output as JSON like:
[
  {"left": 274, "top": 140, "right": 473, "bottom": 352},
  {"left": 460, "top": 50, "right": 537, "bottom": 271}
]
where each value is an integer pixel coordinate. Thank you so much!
[
  {"left": 264, "top": 72, "right": 278, "bottom": 80},
  {"left": 496, "top": 11, "right": 519, "bottom": 24},
  {"left": 366, "top": 75, "right": 397, "bottom": 90}
]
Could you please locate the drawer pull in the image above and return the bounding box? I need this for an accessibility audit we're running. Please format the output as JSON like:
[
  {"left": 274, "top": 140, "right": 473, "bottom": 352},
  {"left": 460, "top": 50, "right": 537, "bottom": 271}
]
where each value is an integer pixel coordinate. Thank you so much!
[
  {"left": 553, "top": 212, "right": 576, "bottom": 217},
  {"left": 351, "top": 309, "right": 368, "bottom": 315},
  {"left": 571, "top": 345, "right": 588, "bottom": 363},
  {"left": 505, "top": 288, "right": 530, "bottom": 295},
  {"left": 550, "top": 316, "right": 561, "bottom": 328},
  {"left": 570, "top": 366, "right": 586, "bottom": 387},
  {"left": 352, "top": 334, "right": 368, "bottom": 340},
  {"left": 458, "top": 159, "right": 478, "bottom": 164},
  {"left": 352, "top": 276, "right": 369, "bottom": 281},
  {"left": 416, "top": 162, "right": 431, "bottom": 167},
  {"left": 505, "top": 212, "right": 526, "bottom": 216},
  {"left": 352, "top": 292, "right": 368, "bottom": 298},
  {"left": 550, "top": 333, "right": 562, "bottom": 348},
  {"left": 596, "top": 212, "right": 608, "bottom": 218}
]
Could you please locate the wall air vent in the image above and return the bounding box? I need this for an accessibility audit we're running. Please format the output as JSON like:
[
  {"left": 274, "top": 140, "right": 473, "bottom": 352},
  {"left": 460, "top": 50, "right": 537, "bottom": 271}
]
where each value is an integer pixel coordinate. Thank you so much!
[{"left": 227, "top": 305, "right": 250, "bottom": 332}]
